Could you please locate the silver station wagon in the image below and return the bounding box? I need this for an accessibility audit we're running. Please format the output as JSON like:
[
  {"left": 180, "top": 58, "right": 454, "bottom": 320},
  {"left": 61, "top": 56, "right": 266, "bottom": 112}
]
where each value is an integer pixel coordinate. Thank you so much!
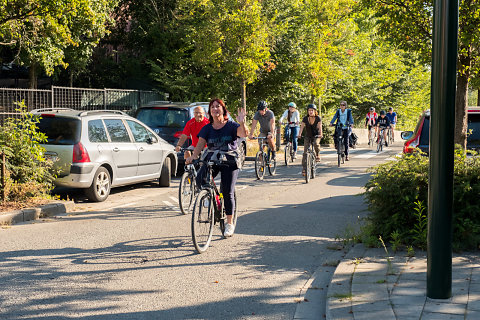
[{"left": 32, "top": 108, "right": 178, "bottom": 202}]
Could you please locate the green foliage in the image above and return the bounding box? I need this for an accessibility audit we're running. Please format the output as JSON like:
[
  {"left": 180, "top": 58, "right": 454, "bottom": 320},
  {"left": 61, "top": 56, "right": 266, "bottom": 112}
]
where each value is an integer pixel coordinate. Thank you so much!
[
  {"left": 363, "top": 149, "right": 480, "bottom": 251},
  {"left": 0, "top": 102, "right": 55, "bottom": 201},
  {"left": 411, "top": 200, "right": 427, "bottom": 250},
  {"left": 1, "top": 0, "right": 117, "bottom": 84},
  {"left": 390, "top": 230, "right": 401, "bottom": 253}
]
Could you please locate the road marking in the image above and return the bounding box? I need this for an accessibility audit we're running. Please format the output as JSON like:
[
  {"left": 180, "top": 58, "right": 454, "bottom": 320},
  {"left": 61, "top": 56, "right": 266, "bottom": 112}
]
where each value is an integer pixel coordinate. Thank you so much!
[
  {"left": 237, "top": 185, "right": 248, "bottom": 190},
  {"left": 163, "top": 200, "right": 180, "bottom": 211},
  {"left": 244, "top": 169, "right": 255, "bottom": 173},
  {"left": 109, "top": 202, "right": 139, "bottom": 209},
  {"left": 169, "top": 196, "right": 178, "bottom": 203}
]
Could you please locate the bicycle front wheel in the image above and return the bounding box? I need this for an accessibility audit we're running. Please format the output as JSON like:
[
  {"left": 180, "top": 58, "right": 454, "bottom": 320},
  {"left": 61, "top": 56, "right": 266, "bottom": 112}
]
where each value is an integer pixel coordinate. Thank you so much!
[
  {"left": 268, "top": 149, "right": 276, "bottom": 175},
  {"left": 179, "top": 172, "right": 195, "bottom": 215},
  {"left": 305, "top": 153, "right": 311, "bottom": 183},
  {"left": 337, "top": 140, "right": 342, "bottom": 167},
  {"left": 311, "top": 153, "right": 316, "bottom": 179},
  {"left": 255, "top": 151, "right": 266, "bottom": 180},
  {"left": 377, "top": 137, "right": 381, "bottom": 153},
  {"left": 284, "top": 144, "right": 291, "bottom": 166},
  {"left": 191, "top": 189, "right": 214, "bottom": 253}
]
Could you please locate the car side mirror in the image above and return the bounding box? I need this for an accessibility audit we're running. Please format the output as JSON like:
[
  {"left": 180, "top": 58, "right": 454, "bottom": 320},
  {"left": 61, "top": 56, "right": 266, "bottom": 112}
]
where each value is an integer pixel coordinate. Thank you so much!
[{"left": 401, "top": 131, "right": 413, "bottom": 140}]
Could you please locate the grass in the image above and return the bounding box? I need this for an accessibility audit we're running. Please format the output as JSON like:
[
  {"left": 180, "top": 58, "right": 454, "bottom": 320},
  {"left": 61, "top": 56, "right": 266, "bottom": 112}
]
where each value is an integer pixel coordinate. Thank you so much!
[{"left": 330, "top": 293, "right": 353, "bottom": 300}]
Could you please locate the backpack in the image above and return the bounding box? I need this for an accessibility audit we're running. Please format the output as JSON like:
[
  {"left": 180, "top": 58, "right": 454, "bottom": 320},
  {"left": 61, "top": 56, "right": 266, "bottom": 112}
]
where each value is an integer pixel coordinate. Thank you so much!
[{"left": 349, "top": 132, "right": 358, "bottom": 148}]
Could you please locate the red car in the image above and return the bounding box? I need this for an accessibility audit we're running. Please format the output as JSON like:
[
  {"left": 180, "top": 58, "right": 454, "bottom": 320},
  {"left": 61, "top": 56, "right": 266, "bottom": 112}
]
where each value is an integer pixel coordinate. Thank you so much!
[{"left": 402, "top": 107, "right": 480, "bottom": 154}]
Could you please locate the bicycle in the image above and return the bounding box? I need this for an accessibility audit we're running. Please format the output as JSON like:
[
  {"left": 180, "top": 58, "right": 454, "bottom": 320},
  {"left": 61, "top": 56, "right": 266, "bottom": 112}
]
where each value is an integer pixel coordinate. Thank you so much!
[
  {"left": 178, "top": 162, "right": 198, "bottom": 215},
  {"left": 368, "top": 126, "right": 376, "bottom": 147},
  {"left": 191, "top": 158, "right": 238, "bottom": 253},
  {"left": 387, "top": 126, "right": 394, "bottom": 145},
  {"left": 253, "top": 136, "right": 276, "bottom": 180},
  {"left": 334, "top": 124, "right": 346, "bottom": 167},
  {"left": 282, "top": 123, "right": 297, "bottom": 166},
  {"left": 377, "top": 127, "right": 386, "bottom": 152},
  {"left": 304, "top": 135, "right": 321, "bottom": 183}
]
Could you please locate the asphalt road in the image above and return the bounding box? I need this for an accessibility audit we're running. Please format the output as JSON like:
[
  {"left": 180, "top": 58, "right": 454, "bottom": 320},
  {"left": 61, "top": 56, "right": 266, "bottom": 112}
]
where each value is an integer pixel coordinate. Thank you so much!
[{"left": 0, "top": 144, "right": 402, "bottom": 320}]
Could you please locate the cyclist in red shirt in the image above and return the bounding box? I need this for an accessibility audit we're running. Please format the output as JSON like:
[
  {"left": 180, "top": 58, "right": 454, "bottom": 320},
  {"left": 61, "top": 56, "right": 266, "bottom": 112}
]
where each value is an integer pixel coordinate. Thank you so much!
[
  {"left": 175, "top": 106, "right": 209, "bottom": 159},
  {"left": 365, "top": 107, "right": 378, "bottom": 146}
]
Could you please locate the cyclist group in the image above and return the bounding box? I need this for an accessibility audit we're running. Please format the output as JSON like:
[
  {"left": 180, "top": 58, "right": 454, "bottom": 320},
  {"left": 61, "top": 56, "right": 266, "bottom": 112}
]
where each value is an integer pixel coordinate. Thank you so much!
[
  {"left": 364, "top": 106, "right": 397, "bottom": 147},
  {"left": 178, "top": 98, "right": 396, "bottom": 241}
]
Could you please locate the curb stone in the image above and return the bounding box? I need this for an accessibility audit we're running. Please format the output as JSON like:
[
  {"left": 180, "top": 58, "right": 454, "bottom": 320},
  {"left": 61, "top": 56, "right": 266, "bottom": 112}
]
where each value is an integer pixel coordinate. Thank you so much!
[{"left": 0, "top": 201, "right": 75, "bottom": 226}]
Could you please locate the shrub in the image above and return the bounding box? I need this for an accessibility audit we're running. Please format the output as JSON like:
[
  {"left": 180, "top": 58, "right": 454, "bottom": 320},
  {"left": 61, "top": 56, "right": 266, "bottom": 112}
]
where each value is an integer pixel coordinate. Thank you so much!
[
  {"left": 0, "top": 103, "right": 55, "bottom": 202},
  {"left": 363, "top": 149, "right": 480, "bottom": 251}
]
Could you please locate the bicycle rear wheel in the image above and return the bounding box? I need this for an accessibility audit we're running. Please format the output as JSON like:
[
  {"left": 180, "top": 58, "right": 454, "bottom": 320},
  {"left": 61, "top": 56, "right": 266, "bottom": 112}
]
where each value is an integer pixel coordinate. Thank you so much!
[
  {"left": 377, "top": 137, "right": 381, "bottom": 152},
  {"left": 191, "top": 189, "right": 214, "bottom": 253},
  {"left": 179, "top": 172, "right": 195, "bottom": 215},
  {"left": 284, "top": 143, "right": 291, "bottom": 166},
  {"left": 305, "top": 153, "right": 311, "bottom": 183},
  {"left": 255, "top": 151, "right": 266, "bottom": 180},
  {"left": 268, "top": 149, "right": 276, "bottom": 175}
]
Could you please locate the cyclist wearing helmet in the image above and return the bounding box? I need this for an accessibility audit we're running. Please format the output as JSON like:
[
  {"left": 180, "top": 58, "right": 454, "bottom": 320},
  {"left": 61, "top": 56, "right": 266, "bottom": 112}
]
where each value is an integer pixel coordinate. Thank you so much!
[
  {"left": 279, "top": 102, "right": 300, "bottom": 159},
  {"left": 365, "top": 107, "right": 378, "bottom": 146},
  {"left": 385, "top": 107, "right": 397, "bottom": 138},
  {"left": 330, "top": 101, "right": 354, "bottom": 161},
  {"left": 376, "top": 110, "right": 391, "bottom": 147},
  {"left": 249, "top": 100, "right": 276, "bottom": 160},
  {"left": 299, "top": 103, "right": 323, "bottom": 175}
]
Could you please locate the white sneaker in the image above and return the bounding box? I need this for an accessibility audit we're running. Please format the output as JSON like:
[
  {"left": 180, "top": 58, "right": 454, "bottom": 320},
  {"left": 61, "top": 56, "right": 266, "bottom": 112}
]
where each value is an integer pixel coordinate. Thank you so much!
[{"left": 224, "top": 223, "right": 235, "bottom": 237}]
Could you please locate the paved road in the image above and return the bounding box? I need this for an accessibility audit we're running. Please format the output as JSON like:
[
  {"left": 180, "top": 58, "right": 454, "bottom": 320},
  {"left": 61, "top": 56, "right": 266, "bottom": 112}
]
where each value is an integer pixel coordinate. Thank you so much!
[{"left": 0, "top": 144, "right": 402, "bottom": 320}]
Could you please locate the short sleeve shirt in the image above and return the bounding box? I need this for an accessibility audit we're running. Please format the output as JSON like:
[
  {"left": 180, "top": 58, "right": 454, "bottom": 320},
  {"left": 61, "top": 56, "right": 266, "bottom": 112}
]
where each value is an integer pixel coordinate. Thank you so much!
[
  {"left": 197, "top": 120, "right": 240, "bottom": 152},
  {"left": 253, "top": 110, "right": 275, "bottom": 134},
  {"left": 302, "top": 116, "right": 321, "bottom": 138},
  {"left": 386, "top": 112, "right": 397, "bottom": 124},
  {"left": 182, "top": 117, "right": 210, "bottom": 147},
  {"left": 377, "top": 116, "right": 391, "bottom": 128}
]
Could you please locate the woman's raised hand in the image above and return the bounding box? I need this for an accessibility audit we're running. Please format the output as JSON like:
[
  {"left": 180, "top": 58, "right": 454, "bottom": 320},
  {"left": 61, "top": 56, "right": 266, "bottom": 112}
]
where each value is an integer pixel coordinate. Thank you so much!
[{"left": 237, "top": 107, "right": 247, "bottom": 124}]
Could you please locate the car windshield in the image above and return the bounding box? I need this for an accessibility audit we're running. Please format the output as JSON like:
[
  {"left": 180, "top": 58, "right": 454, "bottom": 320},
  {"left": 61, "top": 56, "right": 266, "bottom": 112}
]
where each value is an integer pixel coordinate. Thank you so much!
[
  {"left": 36, "top": 117, "right": 81, "bottom": 145},
  {"left": 467, "top": 114, "right": 480, "bottom": 146},
  {"left": 419, "top": 117, "right": 429, "bottom": 146},
  {"left": 136, "top": 108, "right": 189, "bottom": 128}
]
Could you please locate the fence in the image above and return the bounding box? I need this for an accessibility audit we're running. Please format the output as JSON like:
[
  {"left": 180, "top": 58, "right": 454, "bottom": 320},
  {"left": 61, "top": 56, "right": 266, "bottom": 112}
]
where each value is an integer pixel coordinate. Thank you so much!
[
  {"left": 1, "top": 152, "right": 5, "bottom": 202},
  {"left": 0, "top": 86, "right": 164, "bottom": 123}
]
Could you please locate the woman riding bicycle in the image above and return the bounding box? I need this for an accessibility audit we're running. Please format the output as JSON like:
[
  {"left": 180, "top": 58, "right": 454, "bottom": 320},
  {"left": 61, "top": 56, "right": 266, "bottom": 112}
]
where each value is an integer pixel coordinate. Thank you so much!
[
  {"left": 186, "top": 98, "right": 247, "bottom": 237},
  {"left": 279, "top": 102, "right": 300, "bottom": 159},
  {"left": 330, "top": 101, "right": 354, "bottom": 161},
  {"left": 299, "top": 104, "right": 323, "bottom": 175}
]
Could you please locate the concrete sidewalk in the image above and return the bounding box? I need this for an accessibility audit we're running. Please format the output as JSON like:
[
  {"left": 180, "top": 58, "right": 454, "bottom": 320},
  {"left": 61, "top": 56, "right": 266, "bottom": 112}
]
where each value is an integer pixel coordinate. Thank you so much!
[{"left": 326, "top": 244, "right": 480, "bottom": 320}]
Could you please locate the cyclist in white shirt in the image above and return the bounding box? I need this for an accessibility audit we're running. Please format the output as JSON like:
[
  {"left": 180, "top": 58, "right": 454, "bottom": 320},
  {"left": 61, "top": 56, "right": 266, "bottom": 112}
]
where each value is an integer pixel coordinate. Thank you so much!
[{"left": 279, "top": 102, "right": 300, "bottom": 159}]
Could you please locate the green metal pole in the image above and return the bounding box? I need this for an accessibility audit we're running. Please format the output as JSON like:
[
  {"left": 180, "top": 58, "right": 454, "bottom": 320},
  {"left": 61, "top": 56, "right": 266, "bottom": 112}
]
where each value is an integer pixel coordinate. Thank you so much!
[{"left": 427, "top": 0, "right": 458, "bottom": 299}]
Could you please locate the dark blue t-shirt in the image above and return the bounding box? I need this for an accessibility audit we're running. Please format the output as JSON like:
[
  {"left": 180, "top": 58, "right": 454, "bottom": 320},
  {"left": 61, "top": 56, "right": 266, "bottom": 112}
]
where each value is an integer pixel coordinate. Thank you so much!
[{"left": 198, "top": 120, "right": 240, "bottom": 152}]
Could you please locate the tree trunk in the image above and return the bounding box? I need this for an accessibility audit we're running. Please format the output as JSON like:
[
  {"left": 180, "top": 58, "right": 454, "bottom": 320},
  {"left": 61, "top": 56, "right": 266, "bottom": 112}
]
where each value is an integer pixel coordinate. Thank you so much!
[
  {"left": 454, "top": 72, "right": 469, "bottom": 149},
  {"left": 477, "top": 88, "right": 480, "bottom": 106},
  {"left": 240, "top": 79, "right": 246, "bottom": 110},
  {"left": 28, "top": 63, "right": 37, "bottom": 89},
  {"left": 69, "top": 72, "right": 74, "bottom": 87}
]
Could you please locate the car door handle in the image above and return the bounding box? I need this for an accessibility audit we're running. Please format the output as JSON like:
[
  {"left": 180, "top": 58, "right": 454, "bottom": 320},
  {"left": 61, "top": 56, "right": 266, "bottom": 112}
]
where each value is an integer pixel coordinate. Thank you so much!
[
  {"left": 139, "top": 147, "right": 144, "bottom": 152},
  {"left": 113, "top": 147, "right": 120, "bottom": 152}
]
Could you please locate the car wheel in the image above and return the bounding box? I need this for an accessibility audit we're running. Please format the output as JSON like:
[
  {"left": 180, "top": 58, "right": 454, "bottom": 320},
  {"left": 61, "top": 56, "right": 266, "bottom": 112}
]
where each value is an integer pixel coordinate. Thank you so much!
[
  {"left": 85, "top": 167, "right": 111, "bottom": 202},
  {"left": 159, "top": 157, "right": 171, "bottom": 187}
]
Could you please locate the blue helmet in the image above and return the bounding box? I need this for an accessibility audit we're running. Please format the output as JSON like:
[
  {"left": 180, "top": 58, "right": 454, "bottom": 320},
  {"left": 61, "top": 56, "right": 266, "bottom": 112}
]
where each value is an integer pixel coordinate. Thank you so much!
[
  {"left": 287, "top": 102, "right": 297, "bottom": 108},
  {"left": 307, "top": 103, "right": 317, "bottom": 110}
]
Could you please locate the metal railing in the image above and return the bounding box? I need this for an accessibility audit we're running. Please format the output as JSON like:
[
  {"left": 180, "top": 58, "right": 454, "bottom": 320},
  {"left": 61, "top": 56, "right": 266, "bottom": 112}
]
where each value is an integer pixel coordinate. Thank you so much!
[{"left": 0, "top": 86, "right": 164, "bottom": 123}]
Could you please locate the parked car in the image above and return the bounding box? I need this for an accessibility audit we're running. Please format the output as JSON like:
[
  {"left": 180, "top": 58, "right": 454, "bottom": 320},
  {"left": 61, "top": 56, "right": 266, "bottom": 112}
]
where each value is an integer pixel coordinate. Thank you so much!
[
  {"left": 31, "top": 108, "right": 178, "bottom": 202},
  {"left": 401, "top": 107, "right": 480, "bottom": 154},
  {"left": 135, "top": 101, "right": 246, "bottom": 168}
]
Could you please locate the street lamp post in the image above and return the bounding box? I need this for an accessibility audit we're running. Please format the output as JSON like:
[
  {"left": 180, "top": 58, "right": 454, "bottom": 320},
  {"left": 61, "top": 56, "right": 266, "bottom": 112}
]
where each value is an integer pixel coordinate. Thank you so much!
[{"left": 427, "top": 0, "right": 458, "bottom": 299}]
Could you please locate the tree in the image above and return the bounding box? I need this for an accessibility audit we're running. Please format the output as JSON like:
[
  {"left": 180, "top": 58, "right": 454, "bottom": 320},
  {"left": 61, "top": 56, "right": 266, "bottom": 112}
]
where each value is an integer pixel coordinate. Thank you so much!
[
  {"left": 361, "top": 0, "right": 480, "bottom": 148},
  {"left": 0, "top": 0, "right": 116, "bottom": 88},
  {"left": 179, "top": 0, "right": 272, "bottom": 109}
]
